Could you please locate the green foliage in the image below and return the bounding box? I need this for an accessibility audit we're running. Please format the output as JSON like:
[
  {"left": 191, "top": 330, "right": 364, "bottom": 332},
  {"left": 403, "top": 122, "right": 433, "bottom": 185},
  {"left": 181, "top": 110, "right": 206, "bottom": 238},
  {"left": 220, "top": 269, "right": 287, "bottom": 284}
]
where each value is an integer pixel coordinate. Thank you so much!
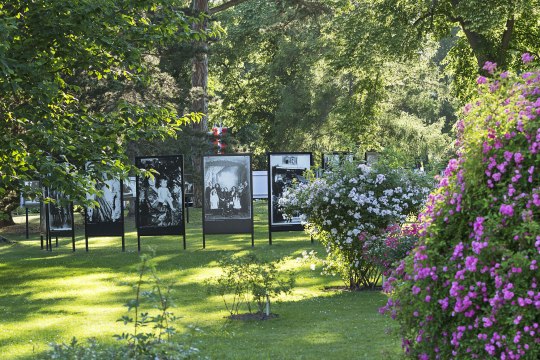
[
  {"left": 207, "top": 254, "right": 295, "bottom": 317},
  {"left": 210, "top": 1, "right": 455, "bottom": 165},
  {"left": 0, "top": 0, "right": 220, "bottom": 205}
]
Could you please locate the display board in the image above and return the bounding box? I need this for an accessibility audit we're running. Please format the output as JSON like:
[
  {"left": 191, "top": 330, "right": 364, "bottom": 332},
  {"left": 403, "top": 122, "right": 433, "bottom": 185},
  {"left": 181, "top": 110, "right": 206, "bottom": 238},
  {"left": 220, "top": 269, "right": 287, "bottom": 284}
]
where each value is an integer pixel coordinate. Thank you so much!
[
  {"left": 135, "top": 156, "right": 186, "bottom": 250},
  {"left": 202, "top": 154, "right": 254, "bottom": 247},
  {"left": 84, "top": 166, "right": 125, "bottom": 250},
  {"left": 322, "top": 152, "right": 354, "bottom": 170},
  {"left": 20, "top": 181, "right": 41, "bottom": 208},
  {"left": 267, "top": 152, "right": 312, "bottom": 239},
  {"left": 252, "top": 171, "right": 268, "bottom": 199},
  {"left": 43, "top": 188, "right": 75, "bottom": 251}
]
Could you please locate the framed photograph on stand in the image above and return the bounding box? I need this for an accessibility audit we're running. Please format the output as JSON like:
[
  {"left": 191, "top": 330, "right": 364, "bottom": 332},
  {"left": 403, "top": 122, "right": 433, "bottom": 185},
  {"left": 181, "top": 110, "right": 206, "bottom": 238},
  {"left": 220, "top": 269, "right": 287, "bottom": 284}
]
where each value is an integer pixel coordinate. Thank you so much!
[
  {"left": 322, "top": 152, "right": 354, "bottom": 170},
  {"left": 202, "top": 154, "right": 253, "bottom": 248},
  {"left": 43, "top": 188, "right": 75, "bottom": 252},
  {"left": 135, "top": 155, "right": 186, "bottom": 251},
  {"left": 20, "top": 180, "right": 41, "bottom": 240},
  {"left": 267, "top": 152, "right": 312, "bottom": 244},
  {"left": 84, "top": 164, "right": 125, "bottom": 251}
]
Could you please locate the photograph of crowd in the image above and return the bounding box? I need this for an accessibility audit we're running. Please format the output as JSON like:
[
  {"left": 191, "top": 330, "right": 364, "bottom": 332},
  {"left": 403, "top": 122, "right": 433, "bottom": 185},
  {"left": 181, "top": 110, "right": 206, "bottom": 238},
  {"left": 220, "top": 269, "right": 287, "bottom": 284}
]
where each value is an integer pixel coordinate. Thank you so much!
[
  {"left": 136, "top": 156, "right": 183, "bottom": 229},
  {"left": 203, "top": 155, "right": 251, "bottom": 220},
  {"left": 269, "top": 153, "right": 311, "bottom": 226},
  {"left": 47, "top": 189, "right": 73, "bottom": 231},
  {"left": 86, "top": 179, "right": 122, "bottom": 224}
]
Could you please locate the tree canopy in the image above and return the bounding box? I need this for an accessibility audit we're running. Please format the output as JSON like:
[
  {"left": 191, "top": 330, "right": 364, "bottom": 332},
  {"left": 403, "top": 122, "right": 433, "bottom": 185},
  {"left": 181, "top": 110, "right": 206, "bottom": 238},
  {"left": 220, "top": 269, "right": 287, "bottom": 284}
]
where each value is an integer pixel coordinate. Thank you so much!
[{"left": 0, "top": 0, "right": 217, "bottom": 208}]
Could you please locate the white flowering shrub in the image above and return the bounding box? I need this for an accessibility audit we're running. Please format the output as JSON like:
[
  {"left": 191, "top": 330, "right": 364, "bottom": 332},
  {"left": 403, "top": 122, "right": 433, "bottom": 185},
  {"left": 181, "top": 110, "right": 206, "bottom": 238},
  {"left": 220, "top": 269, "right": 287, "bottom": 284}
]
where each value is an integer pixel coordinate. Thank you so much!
[{"left": 280, "top": 162, "right": 432, "bottom": 289}]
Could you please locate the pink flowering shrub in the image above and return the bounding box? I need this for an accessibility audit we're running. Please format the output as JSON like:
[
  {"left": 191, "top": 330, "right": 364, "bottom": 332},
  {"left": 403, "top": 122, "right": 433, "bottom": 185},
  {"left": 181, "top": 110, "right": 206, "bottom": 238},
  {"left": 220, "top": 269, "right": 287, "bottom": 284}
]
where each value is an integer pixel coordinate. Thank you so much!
[
  {"left": 362, "top": 223, "right": 420, "bottom": 276},
  {"left": 381, "top": 57, "right": 540, "bottom": 359}
]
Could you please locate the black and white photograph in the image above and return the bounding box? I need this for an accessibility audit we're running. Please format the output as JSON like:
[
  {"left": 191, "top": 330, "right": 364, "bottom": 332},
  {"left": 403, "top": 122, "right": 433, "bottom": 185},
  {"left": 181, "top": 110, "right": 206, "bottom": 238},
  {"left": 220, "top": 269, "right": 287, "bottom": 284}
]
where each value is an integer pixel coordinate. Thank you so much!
[
  {"left": 86, "top": 179, "right": 122, "bottom": 224},
  {"left": 322, "top": 152, "right": 354, "bottom": 170},
  {"left": 268, "top": 153, "right": 311, "bottom": 229},
  {"left": 20, "top": 180, "right": 41, "bottom": 207},
  {"left": 47, "top": 189, "right": 73, "bottom": 232},
  {"left": 203, "top": 155, "right": 251, "bottom": 221},
  {"left": 184, "top": 174, "right": 194, "bottom": 196},
  {"left": 122, "top": 177, "right": 137, "bottom": 200},
  {"left": 135, "top": 156, "right": 184, "bottom": 235}
]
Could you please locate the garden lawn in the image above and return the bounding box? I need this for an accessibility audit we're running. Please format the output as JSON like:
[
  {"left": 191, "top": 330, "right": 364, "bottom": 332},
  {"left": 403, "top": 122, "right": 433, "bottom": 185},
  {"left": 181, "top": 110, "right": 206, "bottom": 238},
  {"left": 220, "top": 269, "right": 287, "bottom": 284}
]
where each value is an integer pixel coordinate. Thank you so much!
[{"left": 0, "top": 201, "right": 401, "bottom": 359}]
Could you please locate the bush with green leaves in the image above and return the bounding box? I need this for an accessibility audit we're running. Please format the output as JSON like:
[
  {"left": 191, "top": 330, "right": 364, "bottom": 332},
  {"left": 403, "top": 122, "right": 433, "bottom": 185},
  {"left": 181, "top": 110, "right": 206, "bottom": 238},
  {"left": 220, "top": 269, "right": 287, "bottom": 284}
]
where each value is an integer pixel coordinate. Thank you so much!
[
  {"left": 208, "top": 254, "right": 294, "bottom": 318},
  {"left": 381, "top": 56, "right": 540, "bottom": 359},
  {"left": 280, "top": 161, "right": 432, "bottom": 289}
]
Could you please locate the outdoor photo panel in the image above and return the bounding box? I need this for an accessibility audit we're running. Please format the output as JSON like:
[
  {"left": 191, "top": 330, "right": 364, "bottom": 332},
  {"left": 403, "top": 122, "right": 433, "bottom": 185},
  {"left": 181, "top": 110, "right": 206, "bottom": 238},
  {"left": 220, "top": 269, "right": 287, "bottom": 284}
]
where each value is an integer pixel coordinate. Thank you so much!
[
  {"left": 84, "top": 172, "right": 124, "bottom": 237},
  {"left": 46, "top": 188, "right": 74, "bottom": 235},
  {"left": 268, "top": 152, "right": 312, "bottom": 232},
  {"left": 20, "top": 180, "right": 41, "bottom": 208},
  {"left": 322, "top": 152, "right": 354, "bottom": 170},
  {"left": 135, "top": 156, "right": 185, "bottom": 236},
  {"left": 203, "top": 154, "right": 253, "bottom": 234}
]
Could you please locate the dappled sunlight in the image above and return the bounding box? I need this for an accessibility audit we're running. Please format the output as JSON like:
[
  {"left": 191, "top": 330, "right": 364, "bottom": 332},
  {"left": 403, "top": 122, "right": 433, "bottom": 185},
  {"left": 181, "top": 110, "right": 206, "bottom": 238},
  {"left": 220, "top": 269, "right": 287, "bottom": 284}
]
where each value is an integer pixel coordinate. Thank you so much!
[{"left": 0, "top": 203, "right": 400, "bottom": 359}]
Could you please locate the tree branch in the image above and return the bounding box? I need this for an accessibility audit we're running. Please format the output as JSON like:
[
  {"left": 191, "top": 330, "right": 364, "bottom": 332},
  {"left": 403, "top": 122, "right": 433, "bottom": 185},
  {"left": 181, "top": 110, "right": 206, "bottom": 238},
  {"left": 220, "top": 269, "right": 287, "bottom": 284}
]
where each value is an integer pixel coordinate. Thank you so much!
[{"left": 209, "top": 0, "right": 252, "bottom": 15}]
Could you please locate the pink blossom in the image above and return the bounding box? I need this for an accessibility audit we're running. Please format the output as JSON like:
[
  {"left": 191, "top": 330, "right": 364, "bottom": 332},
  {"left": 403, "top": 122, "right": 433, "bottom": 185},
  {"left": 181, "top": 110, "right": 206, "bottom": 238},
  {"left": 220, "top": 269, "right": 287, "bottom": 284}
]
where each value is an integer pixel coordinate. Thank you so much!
[
  {"left": 477, "top": 76, "right": 488, "bottom": 85},
  {"left": 499, "top": 204, "right": 514, "bottom": 217},
  {"left": 482, "top": 61, "right": 497, "bottom": 74},
  {"left": 522, "top": 53, "right": 534, "bottom": 64}
]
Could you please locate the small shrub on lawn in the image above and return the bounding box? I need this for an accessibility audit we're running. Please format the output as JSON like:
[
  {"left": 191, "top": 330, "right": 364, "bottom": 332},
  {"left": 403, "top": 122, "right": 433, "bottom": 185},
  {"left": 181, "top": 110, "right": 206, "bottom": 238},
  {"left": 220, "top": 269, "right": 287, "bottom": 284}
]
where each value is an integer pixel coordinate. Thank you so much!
[{"left": 207, "top": 254, "right": 294, "bottom": 318}]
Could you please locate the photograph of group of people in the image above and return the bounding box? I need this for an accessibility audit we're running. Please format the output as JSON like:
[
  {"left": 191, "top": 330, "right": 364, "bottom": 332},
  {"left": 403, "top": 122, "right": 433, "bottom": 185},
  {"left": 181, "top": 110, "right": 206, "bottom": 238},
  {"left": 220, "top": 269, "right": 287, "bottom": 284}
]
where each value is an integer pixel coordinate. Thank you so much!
[
  {"left": 203, "top": 155, "right": 251, "bottom": 220},
  {"left": 136, "top": 156, "right": 184, "bottom": 229},
  {"left": 269, "top": 153, "right": 311, "bottom": 226}
]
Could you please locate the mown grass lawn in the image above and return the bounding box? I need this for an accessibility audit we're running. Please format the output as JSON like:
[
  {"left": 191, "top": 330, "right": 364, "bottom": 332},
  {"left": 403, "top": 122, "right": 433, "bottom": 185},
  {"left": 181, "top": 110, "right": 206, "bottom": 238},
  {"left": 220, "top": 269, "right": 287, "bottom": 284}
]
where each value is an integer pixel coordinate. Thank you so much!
[{"left": 0, "top": 201, "right": 401, "bottom": 359}]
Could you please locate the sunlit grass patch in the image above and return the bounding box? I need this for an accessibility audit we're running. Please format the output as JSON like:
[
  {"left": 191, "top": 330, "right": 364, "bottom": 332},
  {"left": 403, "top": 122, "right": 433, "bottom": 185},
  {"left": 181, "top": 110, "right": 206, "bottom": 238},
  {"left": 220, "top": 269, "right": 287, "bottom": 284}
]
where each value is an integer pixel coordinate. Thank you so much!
[{"left": 0, "top": 201, "right": 400, "bottom": 359}]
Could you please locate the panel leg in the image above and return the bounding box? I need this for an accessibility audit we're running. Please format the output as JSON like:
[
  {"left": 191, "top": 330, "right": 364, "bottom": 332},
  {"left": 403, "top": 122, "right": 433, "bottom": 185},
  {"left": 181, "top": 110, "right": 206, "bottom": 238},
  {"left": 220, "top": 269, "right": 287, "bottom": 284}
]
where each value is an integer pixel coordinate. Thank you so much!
[
  {"left": 55, "top": 236, "right": 59, "bottom": 248},
  {"left": 183, "top": 233, "right": 186, "bottom": 250},
  {"left": 85, "top": 236, "right": 89, "bottom": 252},
  {"left": 25, "top": 208, "right": 29, "bottom": 239},
  {"left": 269, "top": 230, "right": 272, "bottom": 245},
  {"left": 122, "top": 235, "right": 125, "bottom": 252},
  {"left": 72, "top": 233, "right": 76, "bottom": 252},
  {"left": 137, "top": 234, "right": 141, "bottom": 253},
  {"left": 203, "top": 233, "right": 206, "bottom": 249},
  {"left": 40, "top": 235, "right": 44, "bottom": 250}
]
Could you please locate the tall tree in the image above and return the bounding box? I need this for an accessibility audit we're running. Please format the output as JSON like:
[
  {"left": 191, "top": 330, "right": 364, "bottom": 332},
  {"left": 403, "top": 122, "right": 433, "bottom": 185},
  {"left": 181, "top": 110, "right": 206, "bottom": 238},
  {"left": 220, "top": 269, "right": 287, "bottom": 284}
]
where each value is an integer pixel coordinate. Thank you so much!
[
  {"left": 334, "top": 0, "right": 540, "bottom": 99},
  {"left": 0, "top": 0, "right": 211, "bottom": 225}
]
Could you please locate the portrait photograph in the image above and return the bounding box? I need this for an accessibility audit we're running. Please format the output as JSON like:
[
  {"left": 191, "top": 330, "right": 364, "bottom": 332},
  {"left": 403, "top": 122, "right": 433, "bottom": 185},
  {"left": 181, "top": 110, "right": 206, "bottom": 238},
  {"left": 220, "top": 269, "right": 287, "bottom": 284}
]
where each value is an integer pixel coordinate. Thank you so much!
[
  {"left": 136, "top": 156, "right": 184, "bottom": 232},
  {"left": 269, "top": 153, "right": 311, "bottom": 227},
  {"left": 203, "top": 155, "right": 251, "bottom": 221}
]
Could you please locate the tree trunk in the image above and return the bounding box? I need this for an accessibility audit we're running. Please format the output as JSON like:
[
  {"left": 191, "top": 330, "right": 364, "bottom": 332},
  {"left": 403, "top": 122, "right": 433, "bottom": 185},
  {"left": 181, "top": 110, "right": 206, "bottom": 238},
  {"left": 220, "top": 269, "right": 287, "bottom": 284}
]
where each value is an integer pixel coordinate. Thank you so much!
[
  {"left": 190, "top": 0, "right": 210, "bottom": 207},
  {"left": 0, "top": 191, "right": 19, "bottom": 228}
]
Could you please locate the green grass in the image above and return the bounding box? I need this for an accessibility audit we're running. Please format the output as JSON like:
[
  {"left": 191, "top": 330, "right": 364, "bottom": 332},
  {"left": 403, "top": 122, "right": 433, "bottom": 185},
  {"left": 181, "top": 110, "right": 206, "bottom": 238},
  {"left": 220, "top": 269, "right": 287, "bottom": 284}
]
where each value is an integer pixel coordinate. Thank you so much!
[{"left": 0, "top": 201, "right": 401, "bottom": 359}]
